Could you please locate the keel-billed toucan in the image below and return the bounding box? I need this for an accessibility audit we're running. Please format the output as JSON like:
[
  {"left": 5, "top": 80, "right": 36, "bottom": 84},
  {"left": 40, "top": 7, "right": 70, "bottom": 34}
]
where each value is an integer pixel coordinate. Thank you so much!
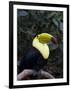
[{"left": 19, "top": 33, "right": 57, "bottom": 74}]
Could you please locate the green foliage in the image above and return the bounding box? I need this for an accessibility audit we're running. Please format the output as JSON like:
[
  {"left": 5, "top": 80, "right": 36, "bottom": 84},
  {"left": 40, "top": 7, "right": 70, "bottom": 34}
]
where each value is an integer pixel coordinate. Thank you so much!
[{"left": 17, "top": 9, "right": 63, "bottom": 78}]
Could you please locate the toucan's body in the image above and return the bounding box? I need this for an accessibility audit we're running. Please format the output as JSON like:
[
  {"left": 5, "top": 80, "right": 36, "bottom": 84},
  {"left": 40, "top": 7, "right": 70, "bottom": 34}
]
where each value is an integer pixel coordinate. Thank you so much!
[
  {"left": 19, "top": 47, "right": 47, "bottom": 74},
  {"left": 18, "top": 33, "right": 57, "bottom": 74}
]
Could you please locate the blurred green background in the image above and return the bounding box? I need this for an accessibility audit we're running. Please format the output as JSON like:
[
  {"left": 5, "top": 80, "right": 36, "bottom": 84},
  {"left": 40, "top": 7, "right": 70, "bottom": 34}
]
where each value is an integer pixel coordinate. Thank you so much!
[{"left": 17, "top": 9, "right": 63, "bottom": 78}]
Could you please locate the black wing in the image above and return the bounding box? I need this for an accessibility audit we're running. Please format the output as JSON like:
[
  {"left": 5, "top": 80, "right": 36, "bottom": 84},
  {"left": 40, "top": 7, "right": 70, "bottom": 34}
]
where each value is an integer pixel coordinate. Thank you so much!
[{"left": 18, "top": 47, "right": 47, "bottom": 73}]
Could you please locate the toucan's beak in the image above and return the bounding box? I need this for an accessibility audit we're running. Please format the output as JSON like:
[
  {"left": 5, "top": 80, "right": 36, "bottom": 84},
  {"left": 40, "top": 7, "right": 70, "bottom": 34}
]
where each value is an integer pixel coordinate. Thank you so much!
[
  {"left": 51, "top": 37, "right": 58, "bottom": 45},
  {"left": 32, "top": 33, "right": 58, "bottom": 59}
]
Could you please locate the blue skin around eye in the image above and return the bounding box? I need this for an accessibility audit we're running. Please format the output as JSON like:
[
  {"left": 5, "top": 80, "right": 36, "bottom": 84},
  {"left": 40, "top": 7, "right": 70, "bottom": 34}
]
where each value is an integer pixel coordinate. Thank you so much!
[{"left": 32, "top": 34, "right": 37, "bottom": 38}]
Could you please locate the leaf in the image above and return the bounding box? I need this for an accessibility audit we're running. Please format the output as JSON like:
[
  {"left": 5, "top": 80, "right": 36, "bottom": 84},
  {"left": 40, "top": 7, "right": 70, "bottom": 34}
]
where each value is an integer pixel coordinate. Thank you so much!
[
  {"left": 60, "top": 22, "right": 63, "bottom": 31},
  {"left": 52, "top": 18, "right": 58, "bottom": 27},
  {"left": 18, "top": 10, "right": 28, "bottom": 16}
]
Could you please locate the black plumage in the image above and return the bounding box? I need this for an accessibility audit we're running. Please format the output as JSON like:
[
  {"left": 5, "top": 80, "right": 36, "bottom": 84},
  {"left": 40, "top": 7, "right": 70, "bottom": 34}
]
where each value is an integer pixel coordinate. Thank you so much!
[{"left": 18, "top": 47, "right": 47, "bottom": 74}]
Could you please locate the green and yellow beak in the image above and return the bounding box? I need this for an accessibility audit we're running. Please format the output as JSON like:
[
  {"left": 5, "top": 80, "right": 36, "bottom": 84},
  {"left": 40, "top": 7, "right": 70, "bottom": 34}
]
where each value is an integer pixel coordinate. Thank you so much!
[
  {"left": 37, "top": 33, "right": 57, "bottom": 44},
  {"left": 32, "top": 33, "right": 57, "bottom": 59}
]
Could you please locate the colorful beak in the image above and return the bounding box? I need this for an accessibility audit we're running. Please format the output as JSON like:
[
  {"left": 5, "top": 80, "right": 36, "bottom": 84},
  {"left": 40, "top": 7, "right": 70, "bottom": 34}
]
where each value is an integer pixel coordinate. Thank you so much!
[{"left": 51, "top": 37, "right": 58, "bottom": 45}]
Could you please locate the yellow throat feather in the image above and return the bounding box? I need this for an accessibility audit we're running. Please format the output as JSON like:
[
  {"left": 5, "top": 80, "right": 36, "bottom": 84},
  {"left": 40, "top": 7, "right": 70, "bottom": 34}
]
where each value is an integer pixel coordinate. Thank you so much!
[{"left": 32, "top": 33, "right": 53, "bottom": 59}]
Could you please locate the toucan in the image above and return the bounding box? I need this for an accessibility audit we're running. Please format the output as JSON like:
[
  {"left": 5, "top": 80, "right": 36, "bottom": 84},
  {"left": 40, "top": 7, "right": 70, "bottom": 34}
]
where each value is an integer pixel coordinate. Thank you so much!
[{"left": 18, "top": 33, "right": 57, "bottom": 78}]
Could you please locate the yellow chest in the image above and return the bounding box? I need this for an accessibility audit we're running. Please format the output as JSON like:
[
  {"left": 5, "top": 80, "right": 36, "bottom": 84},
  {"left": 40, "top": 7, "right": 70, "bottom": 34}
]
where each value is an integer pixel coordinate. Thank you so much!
[{"left": 32, "top": 37, "right": 49, "bottom": 59}]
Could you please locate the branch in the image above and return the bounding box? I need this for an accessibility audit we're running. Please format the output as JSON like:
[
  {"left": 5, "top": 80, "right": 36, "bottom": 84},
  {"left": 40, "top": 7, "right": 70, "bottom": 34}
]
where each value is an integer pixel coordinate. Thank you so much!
[
  {"left": 17, "top": 69, "right": 35, "bottom": 80},
  {"left": 40, "top": 70, "right": 55, "bottom": 79},
  {"left": 17, "top": 69, "right": 55, "bottom": 80}
]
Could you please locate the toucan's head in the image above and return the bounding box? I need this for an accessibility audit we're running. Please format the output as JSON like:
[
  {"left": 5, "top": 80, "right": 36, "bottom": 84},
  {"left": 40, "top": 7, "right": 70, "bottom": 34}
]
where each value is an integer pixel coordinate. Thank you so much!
[
  {"left": 32, "top": 33, "right": 57, "bottom": 59},
  {"left": 37, "top": 33, "right": 57, "bottom": 44},
  {"left": 32, "top": 33, "right": 57, "bottom": 44}
]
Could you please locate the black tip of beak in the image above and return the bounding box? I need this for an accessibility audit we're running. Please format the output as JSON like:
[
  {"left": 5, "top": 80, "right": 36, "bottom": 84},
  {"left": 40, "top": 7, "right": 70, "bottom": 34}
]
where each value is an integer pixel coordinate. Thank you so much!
[{"left": 51, "top": 37, "right": 58, "bottom": 45}]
